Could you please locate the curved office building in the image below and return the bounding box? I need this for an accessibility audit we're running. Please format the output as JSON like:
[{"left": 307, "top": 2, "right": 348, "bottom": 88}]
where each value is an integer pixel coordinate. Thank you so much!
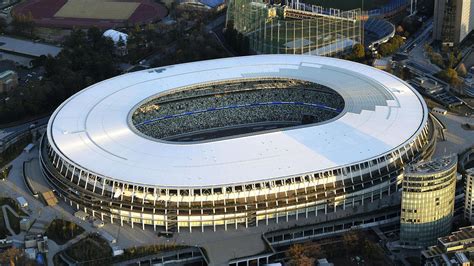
[
  {"left": 400, "top": 155, "right": 457, "bottom": 247},
  {"left": 40, "top": 55, "right": 436, "bottom": 232}
]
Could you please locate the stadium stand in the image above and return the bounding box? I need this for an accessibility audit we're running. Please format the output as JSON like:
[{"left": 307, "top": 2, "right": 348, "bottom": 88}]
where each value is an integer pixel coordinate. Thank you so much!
[
  {"left": 132, "top": 79, "right": 344, "bottom": 140},
  {"left": 363, "top": 18, "right": 395, "bottom": 50}
]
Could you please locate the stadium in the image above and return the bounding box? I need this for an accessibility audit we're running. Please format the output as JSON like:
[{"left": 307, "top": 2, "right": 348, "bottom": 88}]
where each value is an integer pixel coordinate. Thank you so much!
[
  {"left": 39, "top": 55, "right": 437, "bottom": 232},
  {"left": 12, "top": 0, "right": 167, "bottom": 29}
]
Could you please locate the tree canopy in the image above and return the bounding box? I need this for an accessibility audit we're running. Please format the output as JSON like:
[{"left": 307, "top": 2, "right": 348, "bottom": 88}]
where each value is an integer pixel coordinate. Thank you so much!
[
  {"left": 436, "top": 68, "right": 462, "bottom": 86},
  {"left": 0, "top": 28, "right": 120, "bottom": 124},
  {"left": 378, "top": 35, "right": 405, "bottom": 57}
]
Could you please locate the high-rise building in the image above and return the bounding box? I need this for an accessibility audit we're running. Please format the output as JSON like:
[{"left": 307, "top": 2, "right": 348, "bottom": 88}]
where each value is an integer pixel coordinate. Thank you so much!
[
  {"left": 433, "top": 0, "right": 474, "bottom": 45},
  {"left": 464, "top": 168, "right": 474, "bottom": 223},
  {"left": 400, "top": 155, "right": 457, "bottom": 247}
]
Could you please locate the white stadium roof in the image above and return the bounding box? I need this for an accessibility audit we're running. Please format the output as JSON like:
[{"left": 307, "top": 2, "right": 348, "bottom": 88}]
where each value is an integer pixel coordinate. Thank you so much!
[{"left": 48, "top": 55, "right": 428, "bottom": 188}]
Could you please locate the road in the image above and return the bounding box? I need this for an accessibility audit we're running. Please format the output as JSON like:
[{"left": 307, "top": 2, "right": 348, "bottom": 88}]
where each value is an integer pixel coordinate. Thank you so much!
[
  {"left": 432, "top": 112, "right": 474, "bottom": 158},
  {"left": 0, "top": 117, "right": 49, "bottom": 141},
  {"left": 405, "top": 20, "right": 441, "bottom": 75}
]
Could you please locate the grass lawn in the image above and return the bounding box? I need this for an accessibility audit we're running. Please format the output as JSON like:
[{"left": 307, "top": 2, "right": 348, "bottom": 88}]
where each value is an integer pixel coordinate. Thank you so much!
[{"left": 45, "top": 219, "right": 85, "bottom": 245}]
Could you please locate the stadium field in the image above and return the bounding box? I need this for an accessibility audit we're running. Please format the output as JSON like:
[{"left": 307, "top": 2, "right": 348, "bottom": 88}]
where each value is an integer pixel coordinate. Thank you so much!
[
  {"left": 54, "top": 0, "right": 140, "bottom": 20},
  {"left": 12, "top": 0, "right": 167, "bottom": 29}
]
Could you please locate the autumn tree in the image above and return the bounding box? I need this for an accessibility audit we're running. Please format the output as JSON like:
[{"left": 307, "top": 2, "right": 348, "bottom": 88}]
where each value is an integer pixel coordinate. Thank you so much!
[
  {"left": 286, "top": 244, "right": 315, "bottom": 266},
  {"left": 457, "top": 63, "right": 467, "bottom": 77},
  {"left": 342, "top": 230, "right": 361, "bottom": 256},
  {"left": 352, "top": 43, "right": 365, "bottom": 60},
  {"left": 436, "top": 68, "right": 462, "bottom": 86},
  {"left": 396, "top": 25, "right": 404, "bottom": 34},
  {"left": 0, "top": 247, "right": 35, "bottom": 266}
]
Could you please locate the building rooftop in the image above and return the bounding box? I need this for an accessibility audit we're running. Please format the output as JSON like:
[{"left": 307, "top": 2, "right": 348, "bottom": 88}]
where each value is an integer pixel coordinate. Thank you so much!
[
  {"left": 406, "top": 154, "right": 457, "bottom": 174},
  {"left": 439, "top": 226, "right": 474, "bottom": 246},
  {"left": 0, "top": 36, "right": 61, "bottom": 58},
  {"left": 423, "top": 226, "right": 474, "bottom": 260}
]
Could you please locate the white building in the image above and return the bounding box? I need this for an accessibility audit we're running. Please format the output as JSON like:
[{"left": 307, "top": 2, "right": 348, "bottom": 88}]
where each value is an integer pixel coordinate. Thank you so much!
[{"left": 103, "top": 29, "right": 128, "bottom": 56}]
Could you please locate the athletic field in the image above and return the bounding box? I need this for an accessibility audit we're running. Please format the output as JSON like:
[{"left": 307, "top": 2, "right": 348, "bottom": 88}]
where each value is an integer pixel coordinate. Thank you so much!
[
  {"left": 54, "top": 0, "right": 140, "bottom": 20},
  {"left": 12, "top": 0, "right": 168, "bottom": 29}
]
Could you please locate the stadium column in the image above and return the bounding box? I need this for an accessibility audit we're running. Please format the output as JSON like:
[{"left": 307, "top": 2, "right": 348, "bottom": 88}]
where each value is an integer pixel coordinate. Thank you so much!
[
  {"left": 265, "top": 193, "right": 269, "bottom": 225},
  {"left": 303, "top": 180, "right": 310, "bottom": 217},
  {"left": 101, "top": 178, "right": 106, "bottom": 196},
  {"left": 398, "top": 149, "right": 404, "bottom": 164},
  {"left": 121, "top": 183, "right": 125, "bottom": 201},
  {"left": 189, "top": 204, "right": 192, "bottom": 233},
  {"left": 52, "top": 152, "right": 58, "bottom": 167},
  {"left": 110, "top": 181, "right": 115, "bottom": 199},
  {"left": 70, "top": 166, "right": 75, "bottom": 182},
  {"left": 59, "top": 160, "right": 64, "bottom": 176},
  {"left": 92, "top": 177, "right": 97, "bottom": 193},
  {"left": 285, "top": 190, "right": 289, "bottom": 222},
  {"left": 384, "top": 155, "right": 390, "bottom": 172},
  {"left": 84, "top": 172, "right": 89, "bottom": 189},
  {"left": 165, "top": 208, "right": 168, "bottom": 232},
  {"left": 201, "top": 204, "right": 204, "bottom": 233},
  {"left": 416, "top": 135, "right": 424, "bottom": 153}
]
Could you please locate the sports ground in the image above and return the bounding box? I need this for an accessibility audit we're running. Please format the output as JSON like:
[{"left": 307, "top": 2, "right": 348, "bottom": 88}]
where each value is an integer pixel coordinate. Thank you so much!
[{"left": 12, "top": 0, "right": 168, "bottom": 29}]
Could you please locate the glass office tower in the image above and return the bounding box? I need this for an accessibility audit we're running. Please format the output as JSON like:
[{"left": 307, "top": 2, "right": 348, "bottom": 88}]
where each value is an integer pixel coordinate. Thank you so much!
[{"left": 400, "top": 155, "right": 457, "bottom": 247}]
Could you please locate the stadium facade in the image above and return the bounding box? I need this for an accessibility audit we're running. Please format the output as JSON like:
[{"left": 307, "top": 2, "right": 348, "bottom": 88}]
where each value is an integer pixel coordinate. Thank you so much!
[
  {"left": 40, "top": 55, "right": 436, "bottom": 232},
  {"left": 226, "top": 0, "right": 362, "bottom": 56}
]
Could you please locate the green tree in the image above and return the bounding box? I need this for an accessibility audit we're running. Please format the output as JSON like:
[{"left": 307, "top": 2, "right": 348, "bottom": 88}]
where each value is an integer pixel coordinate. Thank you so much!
[
  {"left": 352, "top": 43, "right": 365, "bottom": 60},
  {"left": 0, "top": 28, "right": 119, "bottom": 124}
]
